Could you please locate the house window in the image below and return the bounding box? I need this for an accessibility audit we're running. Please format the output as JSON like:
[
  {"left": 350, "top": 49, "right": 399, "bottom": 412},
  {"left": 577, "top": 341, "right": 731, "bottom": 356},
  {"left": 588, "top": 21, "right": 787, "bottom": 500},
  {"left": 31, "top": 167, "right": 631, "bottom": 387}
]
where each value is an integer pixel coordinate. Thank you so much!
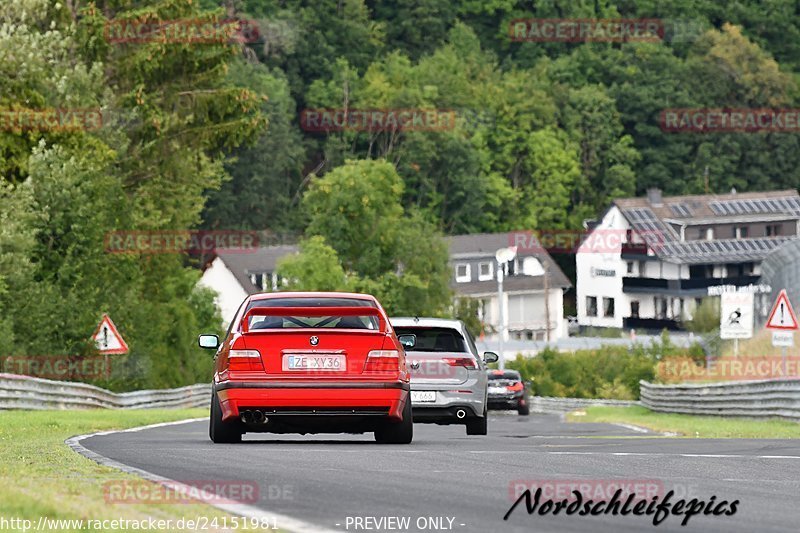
[
  {"left": 638, "top": 261, "right": 647, "bottom": 277},
  {"left": 603, "top": 297, "right": 615, "bottom": 318},
  {"left": 655, "top": 297, "right": 668, "bottom": 319},
  {"left": 586, "top": 296, "right": 598, "bottom": 317},
  {"left": 478, "top": 261, "right": 493, "bottom": 281},
  {"left": 627, "top": 261, "right": 634, "bottom": 274},
  {"left": 455, "top": 263, "right": 471, "bottom": 283},
  {"left": 734, "top": 226, "right": 749, "bottom": 238},
  {"left": 249, "top": 273, "right": 265, "bottom": 291},
  {"left": 705, "top": 228, "right": 714, "bottom": 240},
  {"left": 630, "top": 301, "right": 640, "bottom": 318},
  {"left": 767, "top": 224, "right": 781, "bottom": 237},
  {"left": 507, "top": 259, "right": 517, "bottom": 276}
]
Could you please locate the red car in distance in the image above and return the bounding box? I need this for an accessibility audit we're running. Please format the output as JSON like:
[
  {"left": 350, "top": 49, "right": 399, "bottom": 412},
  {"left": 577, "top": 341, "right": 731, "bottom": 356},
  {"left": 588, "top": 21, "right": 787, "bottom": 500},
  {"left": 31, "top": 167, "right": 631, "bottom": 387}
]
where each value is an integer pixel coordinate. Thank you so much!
[{"left": 198, "top": 292, "right": 412, "bottom": 444}]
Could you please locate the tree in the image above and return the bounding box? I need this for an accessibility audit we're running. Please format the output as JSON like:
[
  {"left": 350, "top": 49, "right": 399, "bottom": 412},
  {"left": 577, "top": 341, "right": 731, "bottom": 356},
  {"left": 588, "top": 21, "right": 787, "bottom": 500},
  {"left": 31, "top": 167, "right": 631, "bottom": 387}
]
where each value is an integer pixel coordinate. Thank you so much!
[
  {"left": 295, "top": 159, "right": 451, "bottom": 316},
  {"left": 276, "top": 236, "right": 350, "bottom": 291}
]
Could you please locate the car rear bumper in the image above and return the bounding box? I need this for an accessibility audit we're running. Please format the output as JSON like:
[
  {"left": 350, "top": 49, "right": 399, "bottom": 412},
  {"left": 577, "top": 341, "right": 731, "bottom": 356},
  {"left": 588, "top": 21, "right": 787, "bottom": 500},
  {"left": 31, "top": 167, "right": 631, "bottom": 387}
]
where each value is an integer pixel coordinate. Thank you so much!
[
  {"left": 215, "top": 380, "right": 410, "bottom": 422},
  {"left": 487, "top": 392, "right": 526, "bottom": 410},
  {"left": 412, "top": 404, "right": 481, "bottom": 423}
]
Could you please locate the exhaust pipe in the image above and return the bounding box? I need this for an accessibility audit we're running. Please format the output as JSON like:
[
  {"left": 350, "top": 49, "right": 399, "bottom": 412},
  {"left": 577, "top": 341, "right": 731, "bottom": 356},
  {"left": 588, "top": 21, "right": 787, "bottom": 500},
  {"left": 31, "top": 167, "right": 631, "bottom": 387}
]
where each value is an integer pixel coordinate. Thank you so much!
[
  {"left": 455, "top": 409, "right": 467, "bottom": 419},
  {"left": 253, "top": 410, "right": 267, "bottom": 424},
  {"left": 241, "top": 411, "right": 254, "bottom": 424}
]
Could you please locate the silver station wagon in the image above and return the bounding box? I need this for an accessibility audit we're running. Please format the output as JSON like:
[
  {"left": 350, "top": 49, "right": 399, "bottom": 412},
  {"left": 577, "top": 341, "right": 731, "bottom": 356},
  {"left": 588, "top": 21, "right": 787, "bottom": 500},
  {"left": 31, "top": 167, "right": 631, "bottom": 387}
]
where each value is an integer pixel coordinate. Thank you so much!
[{"left": 390, "top": 317, "right": 498, "bottom": 435}]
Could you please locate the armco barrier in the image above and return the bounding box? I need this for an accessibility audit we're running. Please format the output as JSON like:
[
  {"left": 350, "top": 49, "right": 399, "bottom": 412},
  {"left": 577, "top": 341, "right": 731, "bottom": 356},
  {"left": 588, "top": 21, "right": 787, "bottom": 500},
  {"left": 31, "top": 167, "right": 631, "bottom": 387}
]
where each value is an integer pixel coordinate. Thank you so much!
[
  {"left": 0, "top": 373, "right": 210, "bottom": 410},
  {"left": 529, "top": 396, "right": 638, "bottom": 413},
  {"left": 640, "top": 379, "right": 800, "bottom": 419}
]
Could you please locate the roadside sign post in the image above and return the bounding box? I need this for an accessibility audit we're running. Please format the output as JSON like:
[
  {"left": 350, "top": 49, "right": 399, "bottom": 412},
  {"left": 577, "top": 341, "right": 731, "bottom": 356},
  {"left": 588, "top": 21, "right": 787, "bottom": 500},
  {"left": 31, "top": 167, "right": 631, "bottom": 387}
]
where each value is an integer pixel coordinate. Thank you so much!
[
  {"left": 91, "top": 314, "right": 129, "bottom": 378},
  {"left": 719, "top": 293, "right": 754, "bottom": 357},
  {"left": 766, "top": 290, "right": 799, "bottom": 376}
]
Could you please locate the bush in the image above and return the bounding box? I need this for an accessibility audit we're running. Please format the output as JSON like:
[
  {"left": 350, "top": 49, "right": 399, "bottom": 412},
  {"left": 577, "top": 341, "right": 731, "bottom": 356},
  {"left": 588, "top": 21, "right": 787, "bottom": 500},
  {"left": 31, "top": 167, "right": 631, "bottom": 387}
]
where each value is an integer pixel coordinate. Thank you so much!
[{"left": 506, "top": 337, "right": 704, "bottom": 400}]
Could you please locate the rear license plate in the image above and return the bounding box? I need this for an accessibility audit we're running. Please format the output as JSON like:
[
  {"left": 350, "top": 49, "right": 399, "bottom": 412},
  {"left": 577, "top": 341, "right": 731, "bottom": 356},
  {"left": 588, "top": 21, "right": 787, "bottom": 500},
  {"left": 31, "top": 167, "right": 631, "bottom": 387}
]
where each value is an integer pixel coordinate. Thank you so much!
[
  {"left": 283, "top": 354, "right": 346, "bottom": 371},
  {"left": 488, "top": 386, "right": 506, "bottom": 395},
  {"left": 411, "top": 391, "right": 436, "bottom": 403}
]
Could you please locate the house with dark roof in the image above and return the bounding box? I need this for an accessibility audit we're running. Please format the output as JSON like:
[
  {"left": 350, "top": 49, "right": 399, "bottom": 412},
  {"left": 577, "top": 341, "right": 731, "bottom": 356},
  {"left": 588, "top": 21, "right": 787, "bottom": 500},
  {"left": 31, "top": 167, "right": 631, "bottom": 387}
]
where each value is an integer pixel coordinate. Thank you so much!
[
  {"left": 446, "top": 233, "right": 572, "bottom": 341},
  {"left": 198, "top": 244, "right": 298, "bottom": 324},
  {"left": 577, "top": 188, "right": 800, "bottom": 330},
  {"left": 198, "top": 233, "right": 572, "bottom": 337}
]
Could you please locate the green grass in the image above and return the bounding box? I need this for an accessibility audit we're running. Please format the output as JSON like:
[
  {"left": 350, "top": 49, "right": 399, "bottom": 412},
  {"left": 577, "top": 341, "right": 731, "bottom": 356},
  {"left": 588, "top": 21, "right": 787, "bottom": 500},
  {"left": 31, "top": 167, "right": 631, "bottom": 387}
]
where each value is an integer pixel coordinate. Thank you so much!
[
  {"left": 567, "top": 405, "right": 800, "bottom": 438},
  {"left": 0, "top": 409, "right": 273, "bottom": 532}
]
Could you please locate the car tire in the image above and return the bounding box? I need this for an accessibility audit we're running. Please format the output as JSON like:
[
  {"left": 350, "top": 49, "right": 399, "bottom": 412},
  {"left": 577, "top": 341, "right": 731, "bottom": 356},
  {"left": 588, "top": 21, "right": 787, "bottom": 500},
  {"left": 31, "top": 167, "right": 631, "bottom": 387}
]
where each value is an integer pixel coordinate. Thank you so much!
[
  {"left": 209, "top": 389, "right": 243, "bottom": 444},
  {"left": 517, "top": 399, "right": 530, "bottom": 416},
  {"left": 375, "top": 397, "right": 413, "bottom": 444},
  {"left": 466, "top": 405, "right": 488, "bottom": 436}
]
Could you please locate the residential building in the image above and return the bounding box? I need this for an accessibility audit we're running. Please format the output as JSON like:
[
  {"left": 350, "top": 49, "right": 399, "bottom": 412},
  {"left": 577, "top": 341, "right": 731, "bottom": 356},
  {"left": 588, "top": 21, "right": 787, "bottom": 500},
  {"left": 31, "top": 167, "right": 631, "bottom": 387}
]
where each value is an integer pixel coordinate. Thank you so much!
[
  {"left": 199, "top": 233, "right": 572, "bottom": 338},
  {"left": 577, "top": 189, "right": 800, "bottom": 330},
  {"left": 446, "top": 233, "right": 571, "bottom": 341},
  {"left": 198, "top": 244, "right": 297, "bottom": 324}
]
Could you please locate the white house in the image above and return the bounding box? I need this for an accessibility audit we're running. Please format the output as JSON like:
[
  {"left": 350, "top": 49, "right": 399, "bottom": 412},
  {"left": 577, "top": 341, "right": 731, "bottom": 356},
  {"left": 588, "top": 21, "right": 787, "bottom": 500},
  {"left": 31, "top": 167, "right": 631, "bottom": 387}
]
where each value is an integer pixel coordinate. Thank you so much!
[
  {"left": 446, "top": 233, "right": 571, "bottom": 341},
  {"left": 198, "top": 245, "right": 298, "bottom": 325},
  {"left": 577, "top": 188, "right": 800, "bottom": 331}
]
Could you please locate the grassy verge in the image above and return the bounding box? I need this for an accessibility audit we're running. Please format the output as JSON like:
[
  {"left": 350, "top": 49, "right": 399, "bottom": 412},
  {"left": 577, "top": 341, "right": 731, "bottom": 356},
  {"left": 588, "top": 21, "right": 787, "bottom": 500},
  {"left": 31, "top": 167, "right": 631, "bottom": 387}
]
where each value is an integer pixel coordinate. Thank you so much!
[
  {"left": 0, "top": 409, "right": 273, "bottom": 532},
  {"left": 567, "top": 405, "right": 800, "bottom": 438}
]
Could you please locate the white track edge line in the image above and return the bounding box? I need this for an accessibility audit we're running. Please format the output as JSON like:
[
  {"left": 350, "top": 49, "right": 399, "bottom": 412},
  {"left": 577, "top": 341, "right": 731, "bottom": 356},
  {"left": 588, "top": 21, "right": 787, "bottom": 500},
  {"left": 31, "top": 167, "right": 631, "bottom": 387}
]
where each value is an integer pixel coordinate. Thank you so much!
[{"left": 66, "top": 418, "right": 339, "bottom": 533}]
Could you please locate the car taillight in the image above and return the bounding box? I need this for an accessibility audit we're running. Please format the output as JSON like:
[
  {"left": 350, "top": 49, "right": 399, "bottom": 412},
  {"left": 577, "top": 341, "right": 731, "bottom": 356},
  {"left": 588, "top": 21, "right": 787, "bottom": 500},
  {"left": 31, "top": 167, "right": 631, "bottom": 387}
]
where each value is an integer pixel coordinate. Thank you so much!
[
  {"left": 443, "top": 357, "right": 479, "bottom": 369},
  {"left": 227, "top": 349, "right": 264, "bottom": 371},
  {"left": 507, "top": 382, "right": 524, "bottom": 392},
  {"left": 364, "top": 350, "right": 401, "bottom": 373}
]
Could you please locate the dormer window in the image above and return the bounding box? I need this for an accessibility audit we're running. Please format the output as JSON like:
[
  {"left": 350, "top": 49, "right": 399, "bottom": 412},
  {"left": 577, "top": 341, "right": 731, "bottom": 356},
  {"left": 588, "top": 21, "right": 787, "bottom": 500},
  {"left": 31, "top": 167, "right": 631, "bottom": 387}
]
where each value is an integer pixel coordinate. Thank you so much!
[
  {"left": 455, "top": 263, "right": 471, "bottom": 283},
  {"left": 478, "top": 261, "right": 493, "bottom": 281}
]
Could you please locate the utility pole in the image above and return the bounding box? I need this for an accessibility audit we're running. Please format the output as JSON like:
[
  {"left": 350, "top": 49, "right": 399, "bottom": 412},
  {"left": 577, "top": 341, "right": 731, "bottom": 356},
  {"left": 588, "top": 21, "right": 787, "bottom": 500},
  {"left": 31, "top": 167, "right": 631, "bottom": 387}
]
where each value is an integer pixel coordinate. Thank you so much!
[
  {"left": 543, "top": 258, "right": 551, "bottom": 342},
  {"left": 497, "top": 261, "right": 505, "bottom": 370},
  {"left": 703, "top": 165, "right": 710, "bottom": 194}
]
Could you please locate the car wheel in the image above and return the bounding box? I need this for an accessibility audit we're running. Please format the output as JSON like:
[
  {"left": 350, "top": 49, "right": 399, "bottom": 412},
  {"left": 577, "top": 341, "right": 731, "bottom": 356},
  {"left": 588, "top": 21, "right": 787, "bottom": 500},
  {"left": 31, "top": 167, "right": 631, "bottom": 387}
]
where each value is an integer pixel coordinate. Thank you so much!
[
  {"left": 209, "top": 389, "right": 243, "bottom": 444},
  {"left": 466, "top": 405, "right": 488, "bottom": 436},
  {"left": 375, "top": 397, "right": 413, "bottom": 444},
  {"left": 517, "top": 399, "right": 530, "bottom": 416}
]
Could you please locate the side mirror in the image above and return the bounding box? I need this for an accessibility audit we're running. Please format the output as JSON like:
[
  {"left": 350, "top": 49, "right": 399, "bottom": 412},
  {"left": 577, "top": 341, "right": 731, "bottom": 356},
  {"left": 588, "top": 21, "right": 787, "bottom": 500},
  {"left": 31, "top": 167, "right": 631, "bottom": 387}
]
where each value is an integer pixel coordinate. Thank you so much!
[
  {"left": 398, "top": 334, "right": 417, "bottom": 350},
  {"left": 483, "top": 351, "right": 499, "bottom": 364},
  {"left": 198, "top": 334, "right": 220, "bottom": 350}
]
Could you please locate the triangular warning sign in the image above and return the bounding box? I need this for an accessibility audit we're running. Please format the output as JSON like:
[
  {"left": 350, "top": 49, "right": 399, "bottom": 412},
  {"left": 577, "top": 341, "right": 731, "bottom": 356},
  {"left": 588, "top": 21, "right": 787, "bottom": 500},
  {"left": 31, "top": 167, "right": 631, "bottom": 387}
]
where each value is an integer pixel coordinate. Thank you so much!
[
  {"left": 92, "top": 314, "right": 129, "bottom": 354},
  {"left": 766, "top": 290, "right": 799, "bottom": 331}
]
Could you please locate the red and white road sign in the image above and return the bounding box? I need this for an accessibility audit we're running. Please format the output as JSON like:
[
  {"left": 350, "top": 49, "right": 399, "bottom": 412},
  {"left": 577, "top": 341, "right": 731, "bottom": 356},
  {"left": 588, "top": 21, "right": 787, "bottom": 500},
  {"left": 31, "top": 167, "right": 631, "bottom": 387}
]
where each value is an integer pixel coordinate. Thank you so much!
[
  {"left": 92, "top": 314, "right": 129, "bottom": 354},
  {"left": 766, "top": 290, "right": 799, "bottom": 331}
]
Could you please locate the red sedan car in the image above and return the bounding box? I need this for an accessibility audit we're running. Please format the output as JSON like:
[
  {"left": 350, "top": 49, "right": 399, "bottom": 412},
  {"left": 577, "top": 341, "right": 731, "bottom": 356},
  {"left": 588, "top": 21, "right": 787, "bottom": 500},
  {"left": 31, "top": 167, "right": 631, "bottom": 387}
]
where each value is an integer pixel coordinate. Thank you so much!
[{"left": 198, "top": 292, "right": 412, "bottom": 444}]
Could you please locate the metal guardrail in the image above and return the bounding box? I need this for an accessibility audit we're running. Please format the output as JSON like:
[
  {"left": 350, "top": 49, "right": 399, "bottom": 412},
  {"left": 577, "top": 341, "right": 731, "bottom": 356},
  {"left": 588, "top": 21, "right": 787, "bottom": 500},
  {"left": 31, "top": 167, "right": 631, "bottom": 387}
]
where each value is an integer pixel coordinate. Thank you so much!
[
  {"left": 0, "top": 373, "right": 210, "bottom": 410},
  {"left": 529, "top": 396, "right": 639, "bottom": 413},
  {"left": 640, "top": 379, "right": 800, "bottom": 419}
]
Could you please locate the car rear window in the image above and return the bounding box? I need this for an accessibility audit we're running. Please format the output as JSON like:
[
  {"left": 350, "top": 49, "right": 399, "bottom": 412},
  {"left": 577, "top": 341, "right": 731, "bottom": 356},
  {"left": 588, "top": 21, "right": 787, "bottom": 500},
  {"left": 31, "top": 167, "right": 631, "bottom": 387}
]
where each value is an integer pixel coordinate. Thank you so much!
[
  {"left": 393, "top": 327, "right": 469, "bottom": 353},
  {"left": 244, "top": 297, "right": 379, "bottom": 330},
  {"left": 488, "top": 371, "right": 521, "bottom": 381}
]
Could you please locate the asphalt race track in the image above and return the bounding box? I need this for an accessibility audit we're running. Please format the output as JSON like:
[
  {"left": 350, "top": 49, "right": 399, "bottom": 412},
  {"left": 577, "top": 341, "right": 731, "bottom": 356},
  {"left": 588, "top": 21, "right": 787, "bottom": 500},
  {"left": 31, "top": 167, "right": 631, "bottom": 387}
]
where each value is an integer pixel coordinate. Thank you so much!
[{"left": 79, "top": 413, "right": 800, "bottom": 533}]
